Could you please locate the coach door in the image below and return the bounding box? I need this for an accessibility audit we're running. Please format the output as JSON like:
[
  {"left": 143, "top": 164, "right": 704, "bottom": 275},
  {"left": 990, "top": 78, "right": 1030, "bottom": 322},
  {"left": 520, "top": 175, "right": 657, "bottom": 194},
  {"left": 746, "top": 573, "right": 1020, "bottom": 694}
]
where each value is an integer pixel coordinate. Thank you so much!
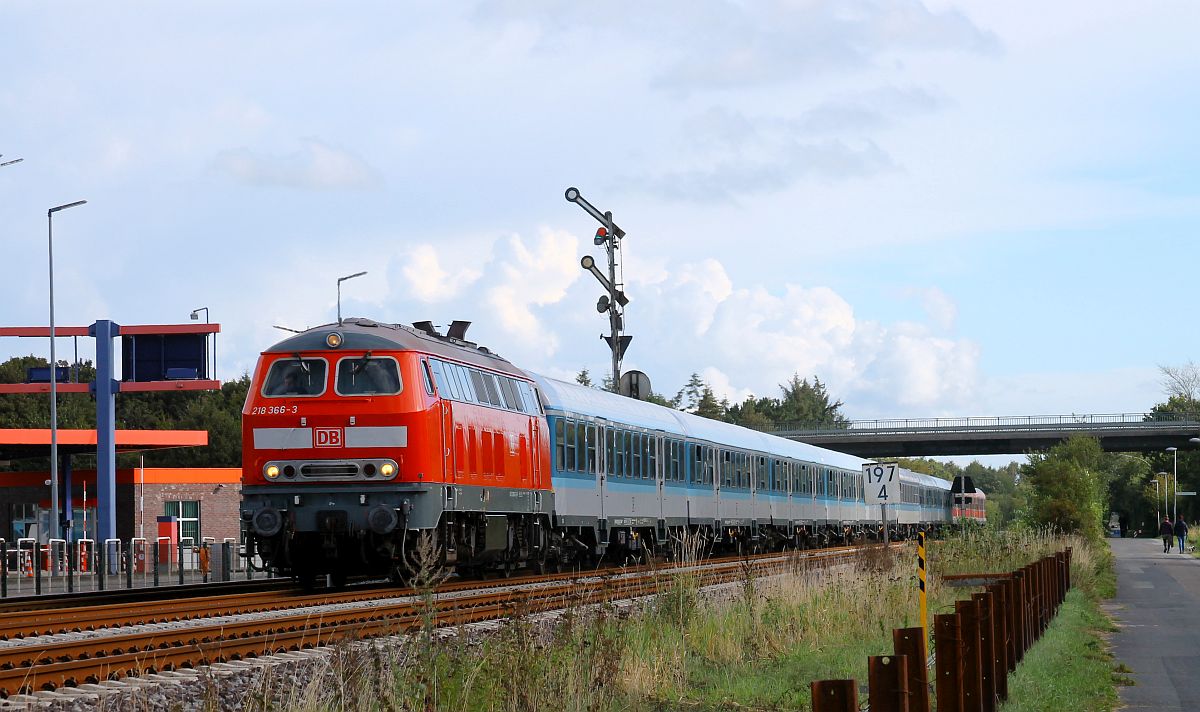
[{"left": 594, "top": 422, "right": 607, "bottom": 528}]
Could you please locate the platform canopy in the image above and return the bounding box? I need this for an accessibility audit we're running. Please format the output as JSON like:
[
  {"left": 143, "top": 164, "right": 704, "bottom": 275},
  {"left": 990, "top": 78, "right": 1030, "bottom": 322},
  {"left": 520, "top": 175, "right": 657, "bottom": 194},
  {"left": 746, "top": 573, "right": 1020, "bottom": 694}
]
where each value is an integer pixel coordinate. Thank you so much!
[{"left": 0, "top": 429, "right": 207, "bottom": 462}]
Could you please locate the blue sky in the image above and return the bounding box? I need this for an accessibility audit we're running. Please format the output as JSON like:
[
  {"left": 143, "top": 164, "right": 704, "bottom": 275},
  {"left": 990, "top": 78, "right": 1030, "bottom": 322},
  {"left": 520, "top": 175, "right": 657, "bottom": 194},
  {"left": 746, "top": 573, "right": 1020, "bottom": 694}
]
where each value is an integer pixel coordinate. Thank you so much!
[{"left": 3, "top": 1, "right": 1200, "bottom": 431}]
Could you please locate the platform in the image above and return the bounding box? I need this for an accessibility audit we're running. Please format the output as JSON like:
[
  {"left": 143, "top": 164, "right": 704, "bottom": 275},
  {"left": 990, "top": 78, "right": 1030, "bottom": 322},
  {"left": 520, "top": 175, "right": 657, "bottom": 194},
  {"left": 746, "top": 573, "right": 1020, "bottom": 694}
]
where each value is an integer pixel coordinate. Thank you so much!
[{"left": 1108, "top": 536, "right": 1200, "bottom": 710}]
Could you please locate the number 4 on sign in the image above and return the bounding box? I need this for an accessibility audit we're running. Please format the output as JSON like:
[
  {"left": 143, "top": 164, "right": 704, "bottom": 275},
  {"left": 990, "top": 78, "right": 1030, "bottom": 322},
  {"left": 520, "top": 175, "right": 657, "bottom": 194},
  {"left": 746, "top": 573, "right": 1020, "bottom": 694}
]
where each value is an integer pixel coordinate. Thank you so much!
[{"left": 862, "top": 462, "right": 899, "bottom": 506}]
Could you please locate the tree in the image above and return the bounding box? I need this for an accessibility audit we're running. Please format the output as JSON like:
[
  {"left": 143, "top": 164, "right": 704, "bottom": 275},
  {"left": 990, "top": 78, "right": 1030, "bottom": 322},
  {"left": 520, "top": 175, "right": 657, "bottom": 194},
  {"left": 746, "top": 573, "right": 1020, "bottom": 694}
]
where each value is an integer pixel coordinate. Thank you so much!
[
  {"left": 575, "top": 369, "right": 594, "bottom": 388},
  {"left": 776, "top": 375, "right": 848, "bottom": 428},
  {"left": 1020, "top": 435, "right": 1110, "bottom": 540},
  {"left": 1159, "top": 361, "right": 1200, "bottom": 404},
  {"left": 693, "top": 386, "right": 726, "bottom": 421}
]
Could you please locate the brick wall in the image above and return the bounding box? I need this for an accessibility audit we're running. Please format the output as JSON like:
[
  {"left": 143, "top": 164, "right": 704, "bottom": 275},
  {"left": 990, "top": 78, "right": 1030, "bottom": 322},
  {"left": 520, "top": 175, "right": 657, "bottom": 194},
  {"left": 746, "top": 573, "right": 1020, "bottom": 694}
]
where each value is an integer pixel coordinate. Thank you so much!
[{"left": 0, "top": 476, "right": 242, "bottom": 544}]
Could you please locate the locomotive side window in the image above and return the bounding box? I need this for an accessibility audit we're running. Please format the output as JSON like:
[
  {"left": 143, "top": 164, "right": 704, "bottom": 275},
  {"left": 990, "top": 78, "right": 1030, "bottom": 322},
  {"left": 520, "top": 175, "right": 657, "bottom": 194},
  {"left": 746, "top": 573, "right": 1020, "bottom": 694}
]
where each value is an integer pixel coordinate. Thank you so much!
[
  {"left": 262, "top": 358, "right": 328, "bottom": 397},
  {"left": 421, "top": 360, "right": 435, "bottom": 396},
  {"left": 335, "top": 356, "right": 402, "bottom": 396}
]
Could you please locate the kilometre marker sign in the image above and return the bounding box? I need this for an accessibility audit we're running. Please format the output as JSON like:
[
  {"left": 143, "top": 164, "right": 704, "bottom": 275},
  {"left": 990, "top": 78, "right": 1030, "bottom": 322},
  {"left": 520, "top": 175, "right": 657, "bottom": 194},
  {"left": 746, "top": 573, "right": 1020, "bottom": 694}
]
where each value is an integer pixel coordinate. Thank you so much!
[{"left": 862, "top": 462, "right": 899, "bottom": 505}]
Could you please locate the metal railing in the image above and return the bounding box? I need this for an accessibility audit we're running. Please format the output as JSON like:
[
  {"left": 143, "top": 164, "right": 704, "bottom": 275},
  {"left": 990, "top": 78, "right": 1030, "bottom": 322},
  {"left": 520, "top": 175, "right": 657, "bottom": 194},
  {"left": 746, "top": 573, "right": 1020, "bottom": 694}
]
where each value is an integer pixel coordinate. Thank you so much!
[
  {"left": 766, "top": 412, "right": 1200, "bottom": 437},
  {"left": 0, "top": 537, "right": 271, "bottom": 598}
]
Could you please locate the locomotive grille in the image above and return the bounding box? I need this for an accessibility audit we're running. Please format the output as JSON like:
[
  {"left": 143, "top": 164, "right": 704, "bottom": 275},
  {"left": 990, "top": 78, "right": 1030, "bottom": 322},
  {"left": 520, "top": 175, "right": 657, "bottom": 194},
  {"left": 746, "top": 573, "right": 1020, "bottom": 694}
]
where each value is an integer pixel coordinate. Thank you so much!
[{"left": 301, "top": 463, "right": 359, "bottom": 478}]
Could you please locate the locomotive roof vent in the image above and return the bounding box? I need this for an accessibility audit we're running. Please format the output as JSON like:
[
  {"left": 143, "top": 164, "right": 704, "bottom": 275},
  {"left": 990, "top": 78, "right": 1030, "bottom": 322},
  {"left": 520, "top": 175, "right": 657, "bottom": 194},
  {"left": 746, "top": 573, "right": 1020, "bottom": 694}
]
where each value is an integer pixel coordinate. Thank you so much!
[
  {"left": 412, "top": 320, "right": 442, "bottom": 337},
  {"left": 447, "top": 320, "right": 471, "bottom": 340}
]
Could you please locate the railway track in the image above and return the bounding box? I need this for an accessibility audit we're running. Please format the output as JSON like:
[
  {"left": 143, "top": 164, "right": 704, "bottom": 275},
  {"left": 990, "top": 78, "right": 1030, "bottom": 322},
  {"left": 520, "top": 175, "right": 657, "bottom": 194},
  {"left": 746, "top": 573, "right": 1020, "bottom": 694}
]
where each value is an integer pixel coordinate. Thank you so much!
[{"left": 0, "top": 543, "right": 892, "bottom": 697}]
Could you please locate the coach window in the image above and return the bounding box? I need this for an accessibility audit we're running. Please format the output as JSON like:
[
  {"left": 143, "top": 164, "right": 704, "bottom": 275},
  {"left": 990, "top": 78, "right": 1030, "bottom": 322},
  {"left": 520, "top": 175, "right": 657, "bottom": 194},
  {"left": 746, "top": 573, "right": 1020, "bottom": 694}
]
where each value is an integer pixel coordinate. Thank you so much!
[
  {"left": 262, "top": 358, "right": 327, "bottom": 397},
  {"left": 565, "top": 421, "right": 578, "bottom": 472},
  {"left": 554, "top": 419, "right": 566, "bottom": 471},
  {"left": 629, "top": 433, "right": 639, "bottom": 478},
  {"left": 647, "top": 437, "right": 657, "bottom": 480},
  {"left": 624, "top": 431, "right": 634, "bottom": 478},
  {"left": 420, "top": 360, "right": 436, "bottom": 396},
  {"left": 586, "top": 425, "right": 598, "bottom": 474},
  {"left": 630, "top": 433, "right": 641, "bottom": 478}
]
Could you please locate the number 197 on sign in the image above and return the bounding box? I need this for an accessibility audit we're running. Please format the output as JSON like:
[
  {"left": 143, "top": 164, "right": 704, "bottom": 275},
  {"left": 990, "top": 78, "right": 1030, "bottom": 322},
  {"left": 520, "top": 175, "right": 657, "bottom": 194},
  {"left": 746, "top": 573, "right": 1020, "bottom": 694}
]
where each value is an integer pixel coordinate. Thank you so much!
[{"left": 862, "top": 462, "right": 899, "bottom": 505}]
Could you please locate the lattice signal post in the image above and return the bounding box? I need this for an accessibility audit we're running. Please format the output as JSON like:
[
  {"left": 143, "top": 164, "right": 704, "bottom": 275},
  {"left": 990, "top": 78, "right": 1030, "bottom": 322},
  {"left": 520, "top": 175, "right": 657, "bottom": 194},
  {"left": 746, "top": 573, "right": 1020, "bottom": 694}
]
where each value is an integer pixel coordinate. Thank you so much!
[{"left": 0, "top": 321, "right": 220, "bottom": 540}]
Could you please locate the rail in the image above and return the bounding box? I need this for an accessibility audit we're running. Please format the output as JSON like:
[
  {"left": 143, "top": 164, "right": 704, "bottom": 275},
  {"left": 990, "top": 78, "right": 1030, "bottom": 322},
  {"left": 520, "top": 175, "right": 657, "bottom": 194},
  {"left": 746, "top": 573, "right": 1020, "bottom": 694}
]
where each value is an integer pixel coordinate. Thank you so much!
[{"left": 764, "top": 411, "right": 1200, "bottom": 436}]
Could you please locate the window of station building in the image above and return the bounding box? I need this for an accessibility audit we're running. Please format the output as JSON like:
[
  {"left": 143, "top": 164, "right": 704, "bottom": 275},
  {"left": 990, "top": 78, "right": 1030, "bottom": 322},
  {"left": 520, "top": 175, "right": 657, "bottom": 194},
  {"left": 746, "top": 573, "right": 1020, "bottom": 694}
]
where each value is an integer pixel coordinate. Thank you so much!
[
  {"left": 262, "top": 358, "right": 327, "bottom": 398},
  {"left": 164, "top": 500, "right": 200, "bottom": 543},
  {"left": 335, "top": 356, "right": 403, "bottom": 396}
]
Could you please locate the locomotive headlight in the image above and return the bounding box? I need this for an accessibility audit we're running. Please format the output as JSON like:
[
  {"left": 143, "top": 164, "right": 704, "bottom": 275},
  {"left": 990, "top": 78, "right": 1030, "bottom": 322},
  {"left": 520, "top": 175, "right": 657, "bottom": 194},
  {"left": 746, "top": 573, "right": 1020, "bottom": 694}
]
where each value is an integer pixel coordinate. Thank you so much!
[
  {"left": 325, "top": 332, "right": 343, "bottom": 348},
  {"left": 380, "top": 462, "right": 396, "bottom": 477},
  {"left": 265, "top": 464, "right": 280, "bottom": 479}
]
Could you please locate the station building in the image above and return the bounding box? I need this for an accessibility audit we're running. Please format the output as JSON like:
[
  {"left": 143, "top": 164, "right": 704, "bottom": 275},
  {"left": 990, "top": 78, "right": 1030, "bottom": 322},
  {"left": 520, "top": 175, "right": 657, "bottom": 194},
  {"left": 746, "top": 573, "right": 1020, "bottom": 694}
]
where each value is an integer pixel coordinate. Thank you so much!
[
  {"left": 0, "top": 467, "right": 242, "bottom": 544},
  {"left": 0, "top": 429, "right": 242, "bottom": 545}
]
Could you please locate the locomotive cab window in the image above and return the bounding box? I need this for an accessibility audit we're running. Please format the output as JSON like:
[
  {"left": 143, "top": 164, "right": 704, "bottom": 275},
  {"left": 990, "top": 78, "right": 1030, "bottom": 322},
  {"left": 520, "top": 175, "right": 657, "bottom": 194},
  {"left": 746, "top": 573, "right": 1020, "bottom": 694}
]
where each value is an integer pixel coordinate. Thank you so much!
[
  {"left": 262, "top": 358, "right": 328, "bottom": 397},
  {"left": 335, "top": 356, "right": 402, "bottom": 396}
]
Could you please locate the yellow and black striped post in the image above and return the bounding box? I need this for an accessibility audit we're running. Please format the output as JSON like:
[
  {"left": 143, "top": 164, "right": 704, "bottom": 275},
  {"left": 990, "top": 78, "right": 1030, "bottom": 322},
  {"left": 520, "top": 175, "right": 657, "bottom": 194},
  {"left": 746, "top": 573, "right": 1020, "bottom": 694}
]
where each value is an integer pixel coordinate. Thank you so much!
[{"left": 918, "top": 531, "right": 928, "bottom": 637}]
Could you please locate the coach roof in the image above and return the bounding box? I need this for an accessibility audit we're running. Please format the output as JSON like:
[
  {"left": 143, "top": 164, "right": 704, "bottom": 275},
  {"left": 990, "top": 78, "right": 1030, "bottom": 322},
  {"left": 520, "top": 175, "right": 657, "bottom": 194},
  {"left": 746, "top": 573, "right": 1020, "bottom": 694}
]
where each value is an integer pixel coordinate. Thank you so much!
[{"left": 264, "top": 318, "right": 527, "bottom": 377}]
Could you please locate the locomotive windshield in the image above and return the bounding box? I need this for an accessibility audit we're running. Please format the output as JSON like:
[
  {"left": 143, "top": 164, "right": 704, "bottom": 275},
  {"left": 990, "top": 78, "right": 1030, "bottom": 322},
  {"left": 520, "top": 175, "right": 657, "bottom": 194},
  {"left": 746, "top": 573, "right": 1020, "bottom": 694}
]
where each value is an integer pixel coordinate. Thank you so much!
[
  {"left": 262, "top": 357, "right": 328, "bottom": 397},
  {"left": 335, "top": 356, "right": 403, "bottom": 395}
]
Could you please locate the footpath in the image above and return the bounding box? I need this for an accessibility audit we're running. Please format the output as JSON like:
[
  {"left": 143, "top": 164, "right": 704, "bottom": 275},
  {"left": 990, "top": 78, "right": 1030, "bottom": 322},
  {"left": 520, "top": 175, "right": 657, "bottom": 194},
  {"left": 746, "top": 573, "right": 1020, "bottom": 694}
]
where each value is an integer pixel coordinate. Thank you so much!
[{"left": 1108, "top": 536, "right": 1200, "bottom": 710}]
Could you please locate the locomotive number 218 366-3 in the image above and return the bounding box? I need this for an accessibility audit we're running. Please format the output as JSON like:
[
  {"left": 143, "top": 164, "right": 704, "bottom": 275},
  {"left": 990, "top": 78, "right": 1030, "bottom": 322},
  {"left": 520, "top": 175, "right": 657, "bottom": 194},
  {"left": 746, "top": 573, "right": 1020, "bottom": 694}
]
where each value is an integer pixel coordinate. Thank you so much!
[{"left": 250, "top": 405, "right": 299, "bottom": 415}]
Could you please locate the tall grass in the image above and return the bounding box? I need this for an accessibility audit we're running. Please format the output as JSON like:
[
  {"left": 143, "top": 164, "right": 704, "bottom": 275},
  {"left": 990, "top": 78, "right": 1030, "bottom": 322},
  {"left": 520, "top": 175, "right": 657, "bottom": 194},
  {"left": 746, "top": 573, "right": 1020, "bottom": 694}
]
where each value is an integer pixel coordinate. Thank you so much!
[{"left": 244, "top": 530, "right": 1104, "bottom": 712}]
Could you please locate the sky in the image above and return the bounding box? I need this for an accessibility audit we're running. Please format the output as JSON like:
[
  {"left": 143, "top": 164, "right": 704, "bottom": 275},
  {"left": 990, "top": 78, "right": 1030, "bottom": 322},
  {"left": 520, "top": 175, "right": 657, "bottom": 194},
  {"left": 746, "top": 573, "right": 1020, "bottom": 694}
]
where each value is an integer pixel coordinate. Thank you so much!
[{"left": 3, "top": 1, "right": 1200, "bottom": 446}]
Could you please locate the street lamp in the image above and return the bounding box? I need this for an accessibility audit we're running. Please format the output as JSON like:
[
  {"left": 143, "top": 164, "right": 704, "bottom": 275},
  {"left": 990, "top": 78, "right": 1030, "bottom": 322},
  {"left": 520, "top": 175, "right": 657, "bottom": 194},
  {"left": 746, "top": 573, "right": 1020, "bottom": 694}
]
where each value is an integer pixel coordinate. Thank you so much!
[
  {"left": 1157, "top": 472, "right": 1171, "bottom": 525},
  {"left": 47, "top": 199, "right": 87, "bottom": 541},
  {"left": 0, "top": 157, "right": 23, "bottom": 167},
  {"left": 189, "top": 307, "right": 214, "bottom": 379},
  {"left": 336, "top": 272, "right": 366, "bottom": 325},
  {"left": 1167, "top": 447, "right": 1179, "bottom": 521}
]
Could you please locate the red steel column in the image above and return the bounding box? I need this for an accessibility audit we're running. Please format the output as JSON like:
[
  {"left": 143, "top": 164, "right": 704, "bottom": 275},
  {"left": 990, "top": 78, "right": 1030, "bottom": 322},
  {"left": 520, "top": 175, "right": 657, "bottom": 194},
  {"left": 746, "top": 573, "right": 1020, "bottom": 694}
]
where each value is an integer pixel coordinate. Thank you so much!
[{"left": 934, "top": 613, "right": 963, "bottom": 712}]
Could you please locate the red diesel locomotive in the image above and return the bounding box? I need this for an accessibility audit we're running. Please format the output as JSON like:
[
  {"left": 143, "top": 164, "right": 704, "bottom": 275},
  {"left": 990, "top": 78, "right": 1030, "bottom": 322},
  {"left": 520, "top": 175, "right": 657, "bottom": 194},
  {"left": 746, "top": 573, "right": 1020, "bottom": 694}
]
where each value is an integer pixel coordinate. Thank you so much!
[{"left": 241, "top": 318, "right": 553, "bottom": 584}]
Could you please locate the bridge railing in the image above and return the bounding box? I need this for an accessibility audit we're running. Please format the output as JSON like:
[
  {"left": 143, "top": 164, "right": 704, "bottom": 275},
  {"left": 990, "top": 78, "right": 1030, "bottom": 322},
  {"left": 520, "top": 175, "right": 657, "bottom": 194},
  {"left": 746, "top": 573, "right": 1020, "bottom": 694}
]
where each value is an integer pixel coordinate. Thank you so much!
[{"left": 765, "top": 412, "right": 1200, "bottom": 436}]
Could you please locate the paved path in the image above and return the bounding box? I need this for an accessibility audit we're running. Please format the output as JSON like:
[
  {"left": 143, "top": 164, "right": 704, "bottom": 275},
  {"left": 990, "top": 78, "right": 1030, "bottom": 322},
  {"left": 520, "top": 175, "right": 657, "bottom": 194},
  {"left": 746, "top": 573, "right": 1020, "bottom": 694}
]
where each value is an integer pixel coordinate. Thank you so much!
[{"left": 1108, "top": 536, "right": 1200, "bottom": 710}]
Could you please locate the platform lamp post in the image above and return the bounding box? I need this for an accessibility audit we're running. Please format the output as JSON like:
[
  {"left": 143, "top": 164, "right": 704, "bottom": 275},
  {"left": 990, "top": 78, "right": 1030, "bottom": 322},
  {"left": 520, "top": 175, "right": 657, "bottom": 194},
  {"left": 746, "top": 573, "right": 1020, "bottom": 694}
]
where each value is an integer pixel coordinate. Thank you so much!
[
  {"left": 1167, "top": 447, "right": 1179, "bottom": 522},
  {"left": 336, "top": 271, "right": 366, "bottom": 325},
  {"left": 190, "top": 307, "right": 213, "bottom": 378},
  {"left": 47, "top": 199, "right": 87, "bottom": 541},
  {"left": 1157, "top": 472, "right": 1172, "bottom": 526},
  {"left": 1152, "top": 479, "right": 1161, "bottom": 527}
]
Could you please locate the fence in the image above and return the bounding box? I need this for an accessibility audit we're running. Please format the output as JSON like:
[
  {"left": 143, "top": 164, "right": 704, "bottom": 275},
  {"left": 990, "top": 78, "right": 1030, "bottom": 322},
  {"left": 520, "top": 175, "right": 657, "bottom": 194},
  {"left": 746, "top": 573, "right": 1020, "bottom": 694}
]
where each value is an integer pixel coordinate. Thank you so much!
[
  {"left": 810, "top": 548, "right": 1073, "bottom": 712},
  {"left": 0, "top": 537, "right": 272, "bottom": 598}
]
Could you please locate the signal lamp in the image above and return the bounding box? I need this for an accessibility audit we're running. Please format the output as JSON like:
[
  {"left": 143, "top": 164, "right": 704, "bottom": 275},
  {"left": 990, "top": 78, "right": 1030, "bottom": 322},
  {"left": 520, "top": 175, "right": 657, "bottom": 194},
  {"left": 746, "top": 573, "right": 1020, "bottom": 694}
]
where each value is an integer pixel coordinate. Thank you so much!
[
  {"left": 265, "top": 465, "right": 280, "bottom": 479},
  {"left": 380, "top": 462, "right": 396, "bottom": 477},
  {"left": 326, "top": 332, "right": 343, "bottom": 348},
  {"left": 594, "top": 227, "right": 607, "bottom": 245}
]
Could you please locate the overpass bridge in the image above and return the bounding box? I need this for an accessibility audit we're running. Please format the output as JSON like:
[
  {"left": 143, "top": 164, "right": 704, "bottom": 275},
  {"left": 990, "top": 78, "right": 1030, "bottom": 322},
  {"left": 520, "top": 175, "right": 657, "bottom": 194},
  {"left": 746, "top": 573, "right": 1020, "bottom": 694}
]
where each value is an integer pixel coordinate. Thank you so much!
[{"left": 768, "top": 412, "right": 1200, "bottom": 458}]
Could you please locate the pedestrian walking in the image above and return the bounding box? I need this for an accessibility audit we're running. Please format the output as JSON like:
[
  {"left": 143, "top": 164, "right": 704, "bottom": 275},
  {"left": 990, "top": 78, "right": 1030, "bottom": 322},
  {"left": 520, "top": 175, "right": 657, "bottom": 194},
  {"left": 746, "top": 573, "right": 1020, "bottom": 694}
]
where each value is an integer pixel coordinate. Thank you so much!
[
  {"left": 1174, "top": 517, "right": 1189, "bottom": 554},
  {"left": 1160, "top": 517, "right": 1174, "bottom": 552}
]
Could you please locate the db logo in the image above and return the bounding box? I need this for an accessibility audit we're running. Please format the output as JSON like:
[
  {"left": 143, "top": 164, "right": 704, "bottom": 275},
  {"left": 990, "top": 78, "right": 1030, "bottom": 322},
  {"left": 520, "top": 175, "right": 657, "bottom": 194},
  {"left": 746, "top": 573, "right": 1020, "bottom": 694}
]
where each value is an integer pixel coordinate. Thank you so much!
[{"left": 315, "top": 427, "right": 344, "bottom": 448}]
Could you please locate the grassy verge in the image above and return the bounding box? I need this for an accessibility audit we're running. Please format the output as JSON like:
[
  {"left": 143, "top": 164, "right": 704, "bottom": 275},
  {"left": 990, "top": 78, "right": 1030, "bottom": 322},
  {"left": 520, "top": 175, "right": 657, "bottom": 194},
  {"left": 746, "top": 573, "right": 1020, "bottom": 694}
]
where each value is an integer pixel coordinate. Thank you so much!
[
  {"left": 249, "top": 530, "right": 1109, "bottom": 712},
  {"left": 999, "top": 537, "right": 1117, "bottom": 712}
]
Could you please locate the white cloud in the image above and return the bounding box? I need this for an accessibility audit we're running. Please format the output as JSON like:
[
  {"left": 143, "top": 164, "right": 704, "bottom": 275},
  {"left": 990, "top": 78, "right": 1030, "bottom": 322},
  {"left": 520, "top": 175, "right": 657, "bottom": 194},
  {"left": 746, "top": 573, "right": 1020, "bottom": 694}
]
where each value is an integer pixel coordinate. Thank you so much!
[
  {"left": 484, "top": 227, "right": 581, "bottom": 356},
  {"left": 401, "top": 245, "right": 482, "bottom": 303},
  {"left": 904, "top": 286, "right": 958, "bottom": 330},
  {"left": 214, "top": 138, "right": 380, "bottom": 190}
]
